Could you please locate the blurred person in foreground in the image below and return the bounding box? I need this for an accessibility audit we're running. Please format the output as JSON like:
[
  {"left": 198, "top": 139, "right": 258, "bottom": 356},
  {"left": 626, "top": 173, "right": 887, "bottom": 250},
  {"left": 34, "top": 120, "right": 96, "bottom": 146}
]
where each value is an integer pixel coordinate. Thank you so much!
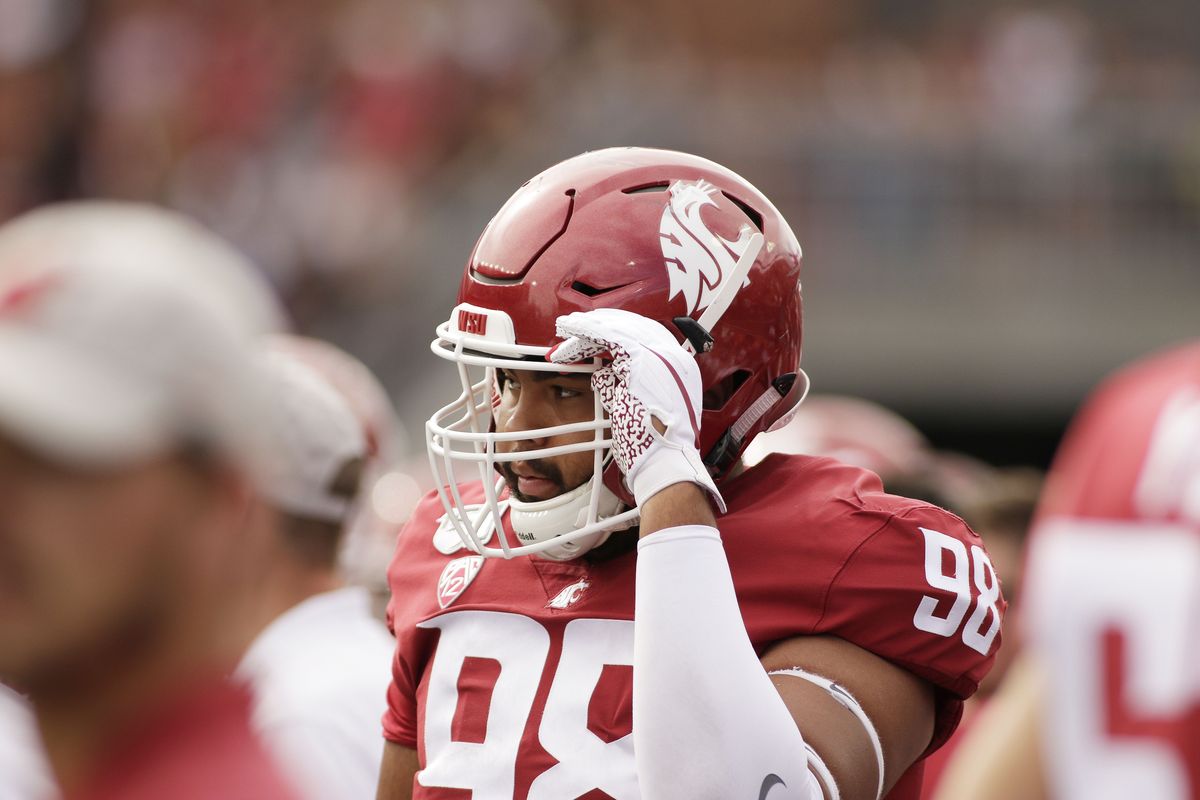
[
  {"left": 934, "top": 340, "right": 1200, "bottom": 800},
  {"left": 0, "top": 202, "right": 295, "bottom": 799},
  {"left": 377, "top": 148, "right": 1004, "bottom": 800},
  {"left": 237, "top": 339, "right": 394, "bottom": 800}
]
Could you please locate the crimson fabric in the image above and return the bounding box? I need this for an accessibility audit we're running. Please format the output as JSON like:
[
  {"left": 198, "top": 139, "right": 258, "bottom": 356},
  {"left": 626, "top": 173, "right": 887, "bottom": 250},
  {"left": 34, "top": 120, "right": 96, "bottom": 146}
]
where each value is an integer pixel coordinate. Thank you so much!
[
  {"left": 69, "top": 679, "right": 295, "bottom": 800},
  {"left": 1031, "top": 340, "right": 1200, "bottom": 525},
  {"left": 384, "top": 453, "right": 1003, "bottom": 800}
]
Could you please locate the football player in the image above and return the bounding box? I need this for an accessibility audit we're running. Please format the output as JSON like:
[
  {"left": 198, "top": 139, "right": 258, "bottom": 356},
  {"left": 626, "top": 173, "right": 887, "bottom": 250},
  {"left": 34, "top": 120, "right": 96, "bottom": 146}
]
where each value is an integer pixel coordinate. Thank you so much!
[
  {"left": 377, "top": 148, "right": 1004, "bottom": 800},
  {"left": 934, "top": 340, "right": 1200, "bottom": 800}
]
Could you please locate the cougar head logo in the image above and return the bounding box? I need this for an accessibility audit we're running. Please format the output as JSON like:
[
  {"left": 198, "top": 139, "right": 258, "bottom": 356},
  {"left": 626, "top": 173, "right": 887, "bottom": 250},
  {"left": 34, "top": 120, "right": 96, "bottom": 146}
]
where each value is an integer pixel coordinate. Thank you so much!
[{"left": 659, "top": 180, "right": 757, "bottom": 316}]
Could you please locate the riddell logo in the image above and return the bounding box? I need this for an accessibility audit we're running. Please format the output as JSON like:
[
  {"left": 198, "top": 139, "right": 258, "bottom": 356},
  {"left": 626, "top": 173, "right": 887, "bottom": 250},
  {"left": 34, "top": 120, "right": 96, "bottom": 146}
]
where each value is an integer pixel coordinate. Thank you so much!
[{"left": 458, "top": 309, "right": 488, "bottom": 335}]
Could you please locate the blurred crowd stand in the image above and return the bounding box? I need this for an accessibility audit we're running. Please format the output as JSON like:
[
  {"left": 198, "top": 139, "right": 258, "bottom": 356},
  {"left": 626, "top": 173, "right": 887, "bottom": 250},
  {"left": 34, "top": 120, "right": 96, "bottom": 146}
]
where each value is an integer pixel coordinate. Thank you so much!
[{"left": 2, "top": 1, "right": 1198, "bottom": 451}]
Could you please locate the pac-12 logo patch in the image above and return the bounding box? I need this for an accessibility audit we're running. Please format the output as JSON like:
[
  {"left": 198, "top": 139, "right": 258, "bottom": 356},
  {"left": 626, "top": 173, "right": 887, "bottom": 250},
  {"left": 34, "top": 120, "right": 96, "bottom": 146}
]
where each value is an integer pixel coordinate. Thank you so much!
[
  {"left": 659, "top": 179, "right": 758, "bottom": 316},
  {"left": 437, "top": 556, "right": 484, "bottom": 609}
]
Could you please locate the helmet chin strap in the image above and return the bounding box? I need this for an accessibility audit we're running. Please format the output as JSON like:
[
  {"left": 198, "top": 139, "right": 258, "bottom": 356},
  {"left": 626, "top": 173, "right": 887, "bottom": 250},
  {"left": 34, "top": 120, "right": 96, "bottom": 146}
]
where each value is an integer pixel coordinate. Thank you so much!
[{"left": 507, "top": 478, "right": 629, "bottom": 561}]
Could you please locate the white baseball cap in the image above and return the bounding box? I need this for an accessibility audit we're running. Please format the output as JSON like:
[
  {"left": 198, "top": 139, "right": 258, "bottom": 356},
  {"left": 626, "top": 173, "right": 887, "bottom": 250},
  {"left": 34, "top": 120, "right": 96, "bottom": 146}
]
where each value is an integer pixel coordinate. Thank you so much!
[
  {"left": 0, "top": 201, "right": 286, "bottom": 470},
  {"left": 258, "top": 344, "right": 368, "bottom": 523}
]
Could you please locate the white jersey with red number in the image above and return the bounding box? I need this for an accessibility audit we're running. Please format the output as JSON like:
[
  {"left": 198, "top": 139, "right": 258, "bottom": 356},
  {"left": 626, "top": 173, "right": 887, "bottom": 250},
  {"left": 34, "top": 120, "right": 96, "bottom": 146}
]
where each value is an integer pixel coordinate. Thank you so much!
[
  {"left": 1024, "top": 341, "right": 1200, "bottom": 800},
  {"left": 384, "top": 454, "right": 1004, "bottom": 799}
]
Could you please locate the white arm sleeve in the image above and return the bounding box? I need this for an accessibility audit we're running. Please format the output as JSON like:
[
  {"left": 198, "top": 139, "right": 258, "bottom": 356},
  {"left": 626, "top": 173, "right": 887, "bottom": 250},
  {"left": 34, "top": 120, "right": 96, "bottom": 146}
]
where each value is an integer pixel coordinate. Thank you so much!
[{"left": 634, "top": 525, "right": 826, "bottom": 800}]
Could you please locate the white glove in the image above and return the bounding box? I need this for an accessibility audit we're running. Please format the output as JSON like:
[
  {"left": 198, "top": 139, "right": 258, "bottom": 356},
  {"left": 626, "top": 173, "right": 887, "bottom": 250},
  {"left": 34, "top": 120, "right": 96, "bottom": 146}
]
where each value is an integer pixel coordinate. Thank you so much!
[{"left": 550, "top": 308, "right": 725, "bottom": 512}]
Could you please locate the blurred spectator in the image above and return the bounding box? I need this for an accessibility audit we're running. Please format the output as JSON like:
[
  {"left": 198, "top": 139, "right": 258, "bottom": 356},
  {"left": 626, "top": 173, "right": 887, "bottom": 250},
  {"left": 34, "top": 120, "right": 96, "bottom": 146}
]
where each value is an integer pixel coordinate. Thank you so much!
[
  {"left": 237, "top": 341, "right": 394, "bottom": 800},
  {"left": 976, "top": 9, "right": 1095, "bottom": 146},
  {"left": 0, "top": 202, "right": 292, "bottom": 799},
  {"left": 57, "top": 0, "right": 565, "bottom": 316}
]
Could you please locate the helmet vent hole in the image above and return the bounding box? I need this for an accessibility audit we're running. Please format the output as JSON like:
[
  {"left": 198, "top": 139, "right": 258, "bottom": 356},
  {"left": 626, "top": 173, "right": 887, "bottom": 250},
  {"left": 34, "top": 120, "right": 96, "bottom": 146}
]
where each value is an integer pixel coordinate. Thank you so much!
[
  {"left": 722, "top": 192, "right": 764, "bottom": 233},
  {"left": 570, "top": 280, "right": 629, "bottom": 297},
  {"left": 703, "top": 369, "right": 752, "bottom": 411},
  {"left": 622, "top": 182, "right": 670, "bottom": 194}
]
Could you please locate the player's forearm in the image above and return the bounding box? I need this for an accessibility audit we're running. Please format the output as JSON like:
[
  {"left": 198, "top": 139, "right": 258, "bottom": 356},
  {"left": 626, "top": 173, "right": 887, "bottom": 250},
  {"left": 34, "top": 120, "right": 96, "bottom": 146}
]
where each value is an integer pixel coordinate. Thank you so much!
[
  {"left": 376, "top": 741, "right": 418, "bottom": 800},
  {"left": 633, "top": 525, "right": 822, "bottom": 799},
  {"left": 636, "top": 481, "right": 717, "bottom": 538}
]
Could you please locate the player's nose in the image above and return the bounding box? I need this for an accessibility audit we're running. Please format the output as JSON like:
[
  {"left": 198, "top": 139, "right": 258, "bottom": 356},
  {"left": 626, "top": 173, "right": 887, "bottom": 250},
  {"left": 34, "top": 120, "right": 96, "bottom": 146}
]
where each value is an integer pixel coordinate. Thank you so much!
[{"left": 500, "top": 396, "right": 553, "bottom": 445}]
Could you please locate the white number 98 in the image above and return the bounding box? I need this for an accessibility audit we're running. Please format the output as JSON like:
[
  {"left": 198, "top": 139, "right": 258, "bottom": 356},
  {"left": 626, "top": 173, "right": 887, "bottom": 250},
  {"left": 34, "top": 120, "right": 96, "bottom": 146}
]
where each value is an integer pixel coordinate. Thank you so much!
[{"left": 913, "top": 527, "right": 1001, "bottom": 655}]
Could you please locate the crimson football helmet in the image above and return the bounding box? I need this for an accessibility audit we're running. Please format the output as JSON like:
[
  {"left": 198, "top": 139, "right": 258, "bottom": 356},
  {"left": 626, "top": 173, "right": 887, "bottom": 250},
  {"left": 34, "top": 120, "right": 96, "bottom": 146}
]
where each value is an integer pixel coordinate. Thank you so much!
[{"left": 427, "top": 147, "right": 806, "bottom": 559}]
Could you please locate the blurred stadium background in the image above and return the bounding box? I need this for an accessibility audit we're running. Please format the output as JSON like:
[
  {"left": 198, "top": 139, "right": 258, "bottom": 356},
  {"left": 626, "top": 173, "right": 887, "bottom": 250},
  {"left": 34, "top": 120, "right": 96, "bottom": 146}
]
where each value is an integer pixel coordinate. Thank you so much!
[{"left": 2, "top": 0, "right": 1197, "bottom": 472}]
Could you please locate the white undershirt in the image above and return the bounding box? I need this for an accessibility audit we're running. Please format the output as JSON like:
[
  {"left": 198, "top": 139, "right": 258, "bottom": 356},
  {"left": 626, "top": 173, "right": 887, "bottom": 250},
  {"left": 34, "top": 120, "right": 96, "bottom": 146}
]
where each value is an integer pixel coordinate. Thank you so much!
[{"left": 237, "top": 586, "right": 395, "bottom": 800}]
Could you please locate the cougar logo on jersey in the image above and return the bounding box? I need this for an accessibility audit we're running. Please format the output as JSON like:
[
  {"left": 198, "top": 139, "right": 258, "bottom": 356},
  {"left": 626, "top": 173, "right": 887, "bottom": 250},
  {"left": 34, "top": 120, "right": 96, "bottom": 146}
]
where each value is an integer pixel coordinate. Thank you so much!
[
  {"left": 436, "top": 556, "right": 484, "bottom": 609},
  {"left": 546, "top": 578, "right": 590, "bottom": 609},
  {"left": 659, "top": 179, "right": 757, "bottom": 316}
]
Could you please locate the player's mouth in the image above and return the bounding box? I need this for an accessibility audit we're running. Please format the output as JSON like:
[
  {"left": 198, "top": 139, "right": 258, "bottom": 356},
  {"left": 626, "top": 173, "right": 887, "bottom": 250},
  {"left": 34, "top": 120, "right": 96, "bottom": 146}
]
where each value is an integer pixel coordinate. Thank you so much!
[
  {"left": 500, "top": 460, "right": 564, "bottom": 502},
  {"left": 516, "top": 475, "right": 558, "bottom": 498}
]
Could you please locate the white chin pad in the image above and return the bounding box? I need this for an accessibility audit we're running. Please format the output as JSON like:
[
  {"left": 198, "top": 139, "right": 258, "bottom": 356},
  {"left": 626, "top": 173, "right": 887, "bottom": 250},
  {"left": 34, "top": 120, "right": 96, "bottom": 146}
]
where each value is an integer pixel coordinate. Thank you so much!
[{"left": 508, "top": 478, "right": 626, "bottom": 560}]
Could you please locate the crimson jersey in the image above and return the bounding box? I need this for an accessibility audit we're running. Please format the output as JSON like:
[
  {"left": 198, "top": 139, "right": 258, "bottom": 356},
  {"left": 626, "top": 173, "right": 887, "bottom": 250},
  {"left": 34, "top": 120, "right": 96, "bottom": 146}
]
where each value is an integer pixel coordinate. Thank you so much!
[
  {"left": 1023, "top": 341, "right": 1200, "bottom": 800},
  {"left": 384, "top": 454, "right": 1003, "bottom": 799}
]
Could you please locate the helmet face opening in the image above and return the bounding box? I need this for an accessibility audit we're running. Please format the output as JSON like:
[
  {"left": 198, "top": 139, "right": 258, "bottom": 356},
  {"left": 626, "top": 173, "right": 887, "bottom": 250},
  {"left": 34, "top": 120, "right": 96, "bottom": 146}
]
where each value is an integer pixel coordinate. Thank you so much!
[
  {"left": 426, "top": 303, "right": 637, "bottom": 559},
  {"left": 426, "top": 147, "right": 807, "bottom": 558}
]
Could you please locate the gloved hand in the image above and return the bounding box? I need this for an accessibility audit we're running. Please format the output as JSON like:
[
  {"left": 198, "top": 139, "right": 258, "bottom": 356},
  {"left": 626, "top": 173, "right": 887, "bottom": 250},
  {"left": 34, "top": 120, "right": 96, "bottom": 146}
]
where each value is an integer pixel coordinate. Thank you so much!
[{"left": 550, "top": 308, "right": 725, "bottom": 512}]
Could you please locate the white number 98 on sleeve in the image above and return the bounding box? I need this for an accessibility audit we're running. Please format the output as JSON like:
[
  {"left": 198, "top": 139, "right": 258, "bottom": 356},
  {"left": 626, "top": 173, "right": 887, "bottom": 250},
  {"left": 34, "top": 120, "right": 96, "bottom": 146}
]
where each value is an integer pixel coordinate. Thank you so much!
[{"left": 912, "top": 527, "right": 1002, "bottom": 655}]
